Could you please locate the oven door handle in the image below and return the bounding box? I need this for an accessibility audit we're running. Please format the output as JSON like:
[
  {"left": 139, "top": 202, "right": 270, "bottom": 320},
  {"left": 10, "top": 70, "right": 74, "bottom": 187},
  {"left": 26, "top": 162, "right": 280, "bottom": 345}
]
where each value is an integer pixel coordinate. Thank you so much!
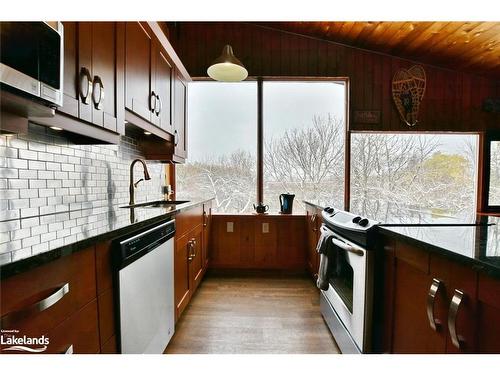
[{"left": 331, "top": 238, "right": 364, "bottom": 257}]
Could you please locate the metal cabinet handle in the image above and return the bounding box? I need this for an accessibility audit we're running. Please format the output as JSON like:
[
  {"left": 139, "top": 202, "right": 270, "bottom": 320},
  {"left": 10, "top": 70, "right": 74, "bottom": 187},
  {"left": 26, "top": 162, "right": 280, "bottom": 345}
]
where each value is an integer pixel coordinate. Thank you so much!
[
  {"left": 448, "top": 289, "right": 465, "bottom": 349},
  {"left": 1, "top": 283, "right": 70, "bottom": 327},
  {"left": 92, "top": 75, "right": 104, "bottom": 110},
  {"left": 310, "top": 213, "right": 317, "bottom": 223},
  {"left": 426, "top": 278, "right": 442, "bottom": 331},
  {"left": 187, "top": 240, "right": 195, "bottom": 261},
  {"left": 174, "top": 129, "right": 179, "bottom": 146},
  {"left": 62, "top": 344, "right": 73, "bottom": 354},
  {"left": 155, "top": 94, "right": 162, "bottom": 116},
  {"left": 203, "top": 211, "right": 207, "bottom": 227},
  {"left": 79, "top": 67, "right": 93, "bottom": 104},
  {"left": 150, "top": 91, "right": 157, "bottom": 112},
  {"left": 331, "top": 237, "right": 364, "bottom": 256}
]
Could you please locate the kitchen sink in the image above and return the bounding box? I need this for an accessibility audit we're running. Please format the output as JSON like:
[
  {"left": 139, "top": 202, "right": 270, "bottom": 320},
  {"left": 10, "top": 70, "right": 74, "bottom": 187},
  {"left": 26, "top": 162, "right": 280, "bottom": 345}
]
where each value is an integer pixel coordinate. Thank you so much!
[{"left": 120, "top": 200, "right": 190, "bottom": 209}]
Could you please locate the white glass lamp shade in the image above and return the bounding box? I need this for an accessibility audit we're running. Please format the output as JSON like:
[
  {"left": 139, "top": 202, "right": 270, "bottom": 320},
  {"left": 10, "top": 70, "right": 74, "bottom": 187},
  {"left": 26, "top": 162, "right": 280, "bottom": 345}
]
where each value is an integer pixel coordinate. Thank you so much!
[{"left": 207, "top": 45, "right": 248, "bottom": 82}]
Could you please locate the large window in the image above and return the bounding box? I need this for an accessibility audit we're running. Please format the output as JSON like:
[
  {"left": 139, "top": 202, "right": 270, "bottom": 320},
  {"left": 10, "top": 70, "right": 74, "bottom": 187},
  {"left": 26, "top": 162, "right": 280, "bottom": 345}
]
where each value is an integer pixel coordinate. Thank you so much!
[
  {"left": 178, "top": 79, "right": 346, "bottom": 214},
  {"left": 488, "top": 141, "right": 500, "bottom": 207},
  {"left": 176, "top": 82, "right": 257, "bottom": 213},
  {"left": 179, "top": 79, "right": 482, "bottom": 218},
  {"left": 263, "top": 81, "right": 346, "bottom": 213},
  {"left": 350, "top": 133, "right": 479, "bottom": 221}
]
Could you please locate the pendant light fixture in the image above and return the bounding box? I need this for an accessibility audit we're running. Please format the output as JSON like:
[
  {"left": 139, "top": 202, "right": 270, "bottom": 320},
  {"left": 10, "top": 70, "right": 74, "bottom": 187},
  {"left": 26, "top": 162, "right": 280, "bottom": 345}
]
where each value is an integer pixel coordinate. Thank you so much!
[{"left": 207, "top": 45, "right": 248, "bottom": 82}]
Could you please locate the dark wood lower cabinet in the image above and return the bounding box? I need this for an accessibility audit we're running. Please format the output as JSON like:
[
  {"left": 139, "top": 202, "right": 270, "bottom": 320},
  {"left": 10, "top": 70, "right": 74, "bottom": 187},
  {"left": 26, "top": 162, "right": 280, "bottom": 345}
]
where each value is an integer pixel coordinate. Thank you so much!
[
  {"left": 175, "top": 231, "right": 192, "bottom": 320},
  {"left": 45, "top": 300, "right": 100, "bottom": 354},
  {"left": 391, "top": 259, "right": 447, "bottom": 353},
  {"left": 477, "top": 274, "right": 500, "bottom": 353},
  {"left": 380, "top": 234, "right": 500, "bottom": 354},
  {"left": 305, "top": 205, "right": 320, "bottom": 279}
]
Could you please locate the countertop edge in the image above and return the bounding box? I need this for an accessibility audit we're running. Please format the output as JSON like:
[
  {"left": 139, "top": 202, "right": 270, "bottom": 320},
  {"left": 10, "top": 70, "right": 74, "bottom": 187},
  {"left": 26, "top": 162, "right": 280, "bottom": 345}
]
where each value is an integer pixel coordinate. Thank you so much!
[
  {"left": 0, "top": 198, "right": 214, "bottom": 279},
  {"left": 377, "top": 226, "right": 500, "bottom": 278},
  {"left": 302, "top": 200, "right": 325, "bottom": 211}
]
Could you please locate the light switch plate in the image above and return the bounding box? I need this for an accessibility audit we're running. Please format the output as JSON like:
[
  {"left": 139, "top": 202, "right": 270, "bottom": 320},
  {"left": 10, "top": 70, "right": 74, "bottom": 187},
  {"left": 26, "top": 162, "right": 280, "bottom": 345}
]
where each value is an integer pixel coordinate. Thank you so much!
[
  {"left": 227, "top": 222, "right": 234, "bottom": 233},
  {"left": 262, "top": 222, "right": 269, "bottom": 233}
]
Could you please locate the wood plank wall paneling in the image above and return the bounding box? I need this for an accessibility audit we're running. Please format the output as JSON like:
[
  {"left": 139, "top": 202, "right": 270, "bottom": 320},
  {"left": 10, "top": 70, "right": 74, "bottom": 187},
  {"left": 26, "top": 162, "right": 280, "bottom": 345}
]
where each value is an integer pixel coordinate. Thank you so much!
[
  {"left": 168, "top": 22, "right": 500, "bottom": 132},
  {"left": 210, "top": 215, "right": 307, "bottom": 270}
]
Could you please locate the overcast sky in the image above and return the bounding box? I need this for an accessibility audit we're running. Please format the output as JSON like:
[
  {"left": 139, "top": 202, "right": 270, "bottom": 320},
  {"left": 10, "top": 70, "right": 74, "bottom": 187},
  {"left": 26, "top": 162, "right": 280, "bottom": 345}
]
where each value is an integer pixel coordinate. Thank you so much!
[{"left": 187, "top": 81, "right": 476, "bottom": 162}]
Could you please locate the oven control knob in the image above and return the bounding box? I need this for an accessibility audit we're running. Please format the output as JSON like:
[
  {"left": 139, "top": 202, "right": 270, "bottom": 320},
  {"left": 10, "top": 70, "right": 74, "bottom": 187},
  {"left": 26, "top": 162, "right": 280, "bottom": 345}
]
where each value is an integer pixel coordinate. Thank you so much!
[
  {"left": 352, "top": 216, "right": 361, "bottom": 224},
  {"left": 358, "top": 218, "right": 369, "bottom": 227},
  {"left": 324, "top": 207, "right": 334, "bottom": 214}
]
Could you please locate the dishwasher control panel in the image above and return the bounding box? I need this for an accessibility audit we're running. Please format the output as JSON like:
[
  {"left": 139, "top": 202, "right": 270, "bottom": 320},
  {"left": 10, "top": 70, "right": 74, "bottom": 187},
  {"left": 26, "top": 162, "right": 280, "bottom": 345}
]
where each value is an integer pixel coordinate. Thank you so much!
[{"left": 115, "top": 219, "right": 176, "bottom": 269}]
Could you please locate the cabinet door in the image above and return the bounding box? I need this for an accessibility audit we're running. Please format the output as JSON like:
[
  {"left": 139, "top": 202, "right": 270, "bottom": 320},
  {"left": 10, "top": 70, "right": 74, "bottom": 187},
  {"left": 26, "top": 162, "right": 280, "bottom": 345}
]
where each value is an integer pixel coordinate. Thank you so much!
[
  {"left": 306, "top": 207, "right": 319, "bottom": 278},
  {"left": 202, "top": 202, "right": 212, "bottom": 269},
  {"left": 173, "top": 71, "right": 188, "bottom": 160},
  {"left": 189, "top": 227, "right": 204, "bottom": 292},
  {"left": 445, "top": 261, "right": 478, "bottom": 353},
  {"left": 58, "top": 21, "right": 79, "bottom": 118},
  {"left": 174, "top": 233, "right": 191, "bottom": 320},
  {"left": 392, "top": 259, "right": 447, "bottom": 353},
  {"left": 477, "top": 273, "right": 500, "bottom": 353},
  {"left": 125, "top": 22, "right": 153, "bottom": 122},
  {"left": 154, "top": 46, "right": 174, "bottom": 133},
  {"left": 90, "top": 22, "right": 120, "bottom": 132}
]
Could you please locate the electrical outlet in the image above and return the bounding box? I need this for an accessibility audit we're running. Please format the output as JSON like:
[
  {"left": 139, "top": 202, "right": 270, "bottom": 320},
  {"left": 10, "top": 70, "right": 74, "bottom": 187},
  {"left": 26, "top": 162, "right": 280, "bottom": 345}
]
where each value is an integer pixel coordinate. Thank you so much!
[
  {"left": 262, "top": 222, "right": 269, "bottom": 233},
  {"left": 227, "top": 222, "right": 234, "bottom": 233}
]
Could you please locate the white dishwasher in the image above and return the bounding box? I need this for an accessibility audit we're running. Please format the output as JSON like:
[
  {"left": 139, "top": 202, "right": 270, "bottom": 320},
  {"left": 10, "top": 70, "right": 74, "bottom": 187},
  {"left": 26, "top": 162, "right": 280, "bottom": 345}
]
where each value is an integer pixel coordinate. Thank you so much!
[{"left": 114, "top": 219, "right": 175, "bottom": 354}]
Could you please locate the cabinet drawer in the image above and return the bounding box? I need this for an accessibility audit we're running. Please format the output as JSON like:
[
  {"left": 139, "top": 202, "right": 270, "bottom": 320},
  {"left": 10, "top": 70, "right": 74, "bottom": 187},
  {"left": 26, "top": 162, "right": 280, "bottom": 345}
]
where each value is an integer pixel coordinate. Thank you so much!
[
  {"left": 176, "top": 205, "right": 203, "bottom": 237},
  {"left": 45, "top": 300, "right": 100, "bottom": 354},
  {"left": 0, "top": 247, "right": 96, "bottom": 336}
]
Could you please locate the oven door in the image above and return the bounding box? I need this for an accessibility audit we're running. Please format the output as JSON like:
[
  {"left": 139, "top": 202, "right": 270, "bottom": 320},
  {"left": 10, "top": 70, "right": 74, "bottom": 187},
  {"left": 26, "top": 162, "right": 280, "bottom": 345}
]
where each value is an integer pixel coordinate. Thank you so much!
[{"left": 320, "top": 225, "right": 373, "bottom": 352}]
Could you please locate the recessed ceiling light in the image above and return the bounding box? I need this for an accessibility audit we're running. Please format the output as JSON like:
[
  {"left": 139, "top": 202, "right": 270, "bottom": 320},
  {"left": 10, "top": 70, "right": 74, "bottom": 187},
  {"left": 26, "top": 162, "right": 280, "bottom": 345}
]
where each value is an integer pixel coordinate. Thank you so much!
[
  {"left": 50, "top": 126, "right": 63, "bottom": 131},
  {"left": 144, "top": 131, "right": 152, "bottom": 135}
]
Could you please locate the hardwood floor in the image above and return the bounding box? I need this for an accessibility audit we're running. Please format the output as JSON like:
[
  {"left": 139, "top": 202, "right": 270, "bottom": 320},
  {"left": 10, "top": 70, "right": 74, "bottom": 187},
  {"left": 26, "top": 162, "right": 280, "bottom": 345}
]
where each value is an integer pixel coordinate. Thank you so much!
[{"left": 165, "top": 273, "right": 340, "bottom": 354}]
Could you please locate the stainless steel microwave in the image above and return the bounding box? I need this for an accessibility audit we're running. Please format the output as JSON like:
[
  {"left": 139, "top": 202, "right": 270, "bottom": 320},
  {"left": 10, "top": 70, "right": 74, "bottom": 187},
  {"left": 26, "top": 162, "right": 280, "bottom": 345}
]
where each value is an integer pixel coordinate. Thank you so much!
[{"left": 0, "top": 22, "right": 64, "bottom": 108}]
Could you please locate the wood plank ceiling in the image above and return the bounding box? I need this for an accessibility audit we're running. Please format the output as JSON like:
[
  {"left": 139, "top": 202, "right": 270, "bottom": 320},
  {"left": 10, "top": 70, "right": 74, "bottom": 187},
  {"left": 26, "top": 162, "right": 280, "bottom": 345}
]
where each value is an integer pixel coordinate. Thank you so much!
[{"left": 258, "top": 22, "right": 500, "bottom": 78}]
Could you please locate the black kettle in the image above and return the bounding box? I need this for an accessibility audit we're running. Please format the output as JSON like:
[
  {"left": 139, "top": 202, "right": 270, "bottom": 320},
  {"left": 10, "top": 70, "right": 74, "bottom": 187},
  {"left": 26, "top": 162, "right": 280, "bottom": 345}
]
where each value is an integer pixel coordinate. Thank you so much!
[
  {"left": 253, "top": 202, "right": 269, "bottom": 214},
  {"left": 279, "top": 193, "right": 295, "bottom": 214}
]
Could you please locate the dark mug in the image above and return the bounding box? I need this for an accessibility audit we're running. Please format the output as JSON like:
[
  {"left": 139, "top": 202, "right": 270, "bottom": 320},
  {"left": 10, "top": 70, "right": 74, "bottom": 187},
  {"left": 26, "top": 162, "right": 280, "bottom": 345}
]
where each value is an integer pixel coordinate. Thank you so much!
[{"left": 253, "top": 203, "right": 269, "bottom": 214}]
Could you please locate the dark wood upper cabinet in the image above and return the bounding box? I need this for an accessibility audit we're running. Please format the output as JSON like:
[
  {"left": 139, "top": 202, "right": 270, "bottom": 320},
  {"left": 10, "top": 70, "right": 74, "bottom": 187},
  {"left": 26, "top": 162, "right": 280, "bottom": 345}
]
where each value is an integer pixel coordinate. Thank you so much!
[
  {"left": 154, "top": 45, "right": 174, "bottom": 133},
  {"left": 58, "top": 22, "right": 124, "bottom": 134},
  {"left": 173, "top": 70, "right": 188, "bottom": 161},
  {"left": 125, "top": 22, "right": 154, "bottom": 123}
]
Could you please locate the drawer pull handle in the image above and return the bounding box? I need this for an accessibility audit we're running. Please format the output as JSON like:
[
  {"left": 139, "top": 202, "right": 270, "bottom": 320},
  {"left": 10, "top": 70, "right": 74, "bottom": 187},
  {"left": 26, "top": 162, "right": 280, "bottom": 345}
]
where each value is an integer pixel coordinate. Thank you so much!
[
  {"left": 426, "top": 278, "right": 442, "bottom": 331},
  {"left": 203, "top": 211, "right": 207, "bottom": 227},
  {"left": 62, "top": 344, "right": 74, "bottom": 354},
  {"left": 1, "top": 283, "right": 70, "bottom": 327},
  {"left": 448, "top": 289, "right": 465, "bottom": 349}
]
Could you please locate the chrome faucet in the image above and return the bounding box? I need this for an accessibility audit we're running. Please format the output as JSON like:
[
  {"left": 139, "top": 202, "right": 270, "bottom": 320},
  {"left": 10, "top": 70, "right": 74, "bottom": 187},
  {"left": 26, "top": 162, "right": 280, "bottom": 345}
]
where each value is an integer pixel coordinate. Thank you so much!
[{"left": 129, "top": 159, "right": 151, "bottom": 206}]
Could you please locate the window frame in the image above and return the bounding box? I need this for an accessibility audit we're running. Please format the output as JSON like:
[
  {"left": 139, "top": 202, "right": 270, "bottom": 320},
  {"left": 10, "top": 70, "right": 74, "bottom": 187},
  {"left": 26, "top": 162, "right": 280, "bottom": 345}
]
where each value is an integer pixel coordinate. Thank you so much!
[
  {"left": 183, "top": 76, "right": 489, "bottom": 216},
  {"left": 257, "top": 77, "right": 350, "bottom": 210},
  {"left": 481, "top": 130, "right": 500, "bottom": 213}
]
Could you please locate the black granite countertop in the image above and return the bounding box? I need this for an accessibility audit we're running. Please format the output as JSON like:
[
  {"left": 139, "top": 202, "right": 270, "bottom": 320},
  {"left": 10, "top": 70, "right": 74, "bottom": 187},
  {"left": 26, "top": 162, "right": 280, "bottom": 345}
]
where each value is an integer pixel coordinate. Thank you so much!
[
  {"left": 302, "top": 200, "right": 500, "bottom": 276},
  {"left": 379, "top": 216, "right": 500, "bottom": 276},
  {"left": 0, "top": 197, "right": 213, "bottom": 279}
]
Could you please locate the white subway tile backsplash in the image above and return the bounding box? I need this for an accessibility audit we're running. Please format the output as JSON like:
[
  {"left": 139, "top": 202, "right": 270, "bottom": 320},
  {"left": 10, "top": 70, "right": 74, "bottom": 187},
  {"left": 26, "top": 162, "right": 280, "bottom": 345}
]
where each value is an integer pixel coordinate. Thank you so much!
[
  {"left": 19, "top": 149, "right": 38, "bottom": 160},
  {"left": 1, "top": 125, "right": 166, "bottom": 263}
]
